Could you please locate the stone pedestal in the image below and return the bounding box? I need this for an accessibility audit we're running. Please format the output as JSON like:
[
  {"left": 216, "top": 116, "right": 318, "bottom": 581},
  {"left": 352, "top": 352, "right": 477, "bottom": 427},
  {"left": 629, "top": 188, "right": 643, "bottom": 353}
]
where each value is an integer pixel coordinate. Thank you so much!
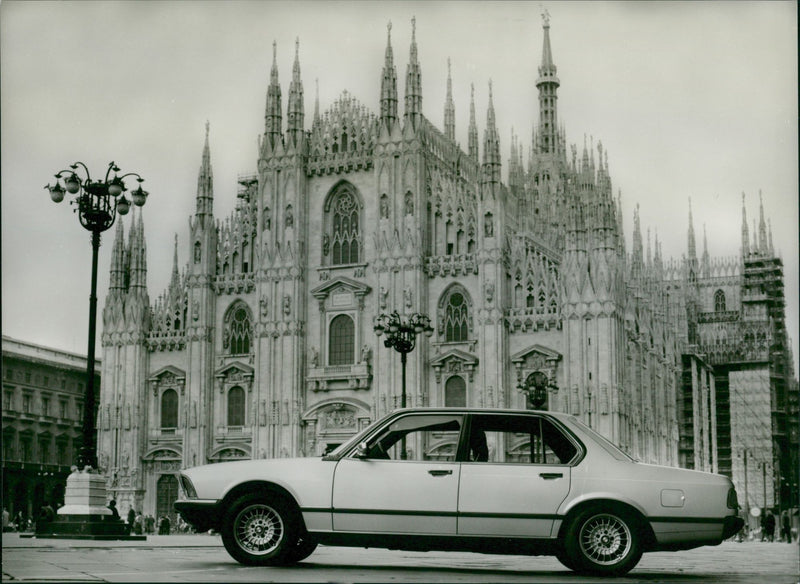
[{"left": 33, "top": 467, "right": 146, "bottom": 540}]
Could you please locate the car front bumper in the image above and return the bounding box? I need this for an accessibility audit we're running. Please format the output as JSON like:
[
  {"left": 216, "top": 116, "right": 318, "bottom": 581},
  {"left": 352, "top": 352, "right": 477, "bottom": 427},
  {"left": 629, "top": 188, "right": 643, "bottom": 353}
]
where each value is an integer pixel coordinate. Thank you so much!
[{"left": 173, "top": 500, "right": 221, "bottom": 533}]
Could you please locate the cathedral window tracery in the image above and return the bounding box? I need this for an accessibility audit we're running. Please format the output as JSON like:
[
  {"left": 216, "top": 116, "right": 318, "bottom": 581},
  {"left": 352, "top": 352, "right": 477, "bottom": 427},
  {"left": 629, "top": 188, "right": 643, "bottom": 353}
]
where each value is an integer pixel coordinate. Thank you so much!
[
  {"left": 325, "top": 183, "right": 362, "bottom": 266},
  {"left": 714, "top": 289, "right": 726, "bottom": 312},
  {"left": 224, "top": 302, "right": 253, "bottom": 355},
  {"left": 439, "top": 286, "right": 472, "bottom": 343}
]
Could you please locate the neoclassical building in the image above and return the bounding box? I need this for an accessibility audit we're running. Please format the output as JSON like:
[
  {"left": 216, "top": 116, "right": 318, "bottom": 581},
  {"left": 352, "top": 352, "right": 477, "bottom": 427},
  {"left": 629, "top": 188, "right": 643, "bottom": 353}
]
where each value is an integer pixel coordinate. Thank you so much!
[{"left": 96, "top": 17, "right": 796, "bottom": 520}]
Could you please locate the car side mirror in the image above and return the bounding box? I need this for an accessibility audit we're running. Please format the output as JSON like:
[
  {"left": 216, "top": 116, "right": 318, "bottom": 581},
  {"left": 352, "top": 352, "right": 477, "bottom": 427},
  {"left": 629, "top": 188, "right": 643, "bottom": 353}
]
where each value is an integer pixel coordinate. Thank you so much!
[{"left": 354, "top": 442, "right": 369, "bottom": 459}]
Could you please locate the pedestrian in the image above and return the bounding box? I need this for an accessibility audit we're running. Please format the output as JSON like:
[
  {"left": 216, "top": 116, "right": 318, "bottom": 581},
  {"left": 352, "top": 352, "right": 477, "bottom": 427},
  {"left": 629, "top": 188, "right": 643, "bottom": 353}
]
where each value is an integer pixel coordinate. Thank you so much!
[
  {"left": 764, "top": 510, "right": 776, "bottom": 542},
  {"left": 36, "top": 502, "right": 56, "bottom": 533},
  {"left": 158, "top": 515, "right": 171, "bottom": 535},
  {"left": 145, "top": 514, "right": 155, "bottom": 534},
  {"left": 14, "top": 511, "right": 24, "bottom": 532},
  {"left": 781, "top": 511, "right": 792, "bottom": 543},
  {"left": 134, "top": 511, "right": 143, "bottom": 535},
  {"left": 2, "top": 507, "right": 9, "bottom": 532},
  {"left": 107, "top": 500, "right": 120, "bottom": 520},
  {"left": 127, "top": 507, "right": 135, "bottom": 526}
]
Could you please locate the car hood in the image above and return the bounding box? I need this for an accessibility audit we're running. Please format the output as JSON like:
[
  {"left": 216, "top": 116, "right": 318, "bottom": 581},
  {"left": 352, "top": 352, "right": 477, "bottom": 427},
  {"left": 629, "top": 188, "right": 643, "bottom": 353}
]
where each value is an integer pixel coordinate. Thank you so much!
[{"left": 181, "top": 456, "right": 335, "bottom": 503}]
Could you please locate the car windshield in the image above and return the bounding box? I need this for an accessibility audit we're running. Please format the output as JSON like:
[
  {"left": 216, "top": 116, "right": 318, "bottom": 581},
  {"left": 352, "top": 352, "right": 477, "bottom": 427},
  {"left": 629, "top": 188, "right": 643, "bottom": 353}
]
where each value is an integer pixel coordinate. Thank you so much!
[
  {"left": 322, "top": 420, "right": 376, "bottom": 459},
  {"left": 562, "top": 415, "right": 636, "bottom": 462}
]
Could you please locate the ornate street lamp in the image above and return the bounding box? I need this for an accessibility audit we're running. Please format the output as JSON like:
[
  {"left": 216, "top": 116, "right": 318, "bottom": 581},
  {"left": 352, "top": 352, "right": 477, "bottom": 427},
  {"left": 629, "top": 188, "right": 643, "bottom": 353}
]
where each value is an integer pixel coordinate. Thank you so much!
[
  {"left": 374, "top": 311, "right": 433, "bottom": 460},
  {"left": 42, "top": 161, "right": 148, "bottom": 539}
]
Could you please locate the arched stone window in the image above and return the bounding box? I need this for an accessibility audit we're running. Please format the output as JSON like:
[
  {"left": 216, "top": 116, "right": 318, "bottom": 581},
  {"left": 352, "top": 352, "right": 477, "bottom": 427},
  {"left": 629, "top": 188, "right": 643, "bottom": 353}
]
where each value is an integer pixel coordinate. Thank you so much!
[
  {"left": 227, "top": 386, "right": 245, "bottom": 426},
  {"left": 445, "top": 375, "right": 466, "bottom": 407},
  {"left": 224, "top": 302, "right": 253, "bottom": 355},
  {"left": 714, "top": 289, "right": 726, "bottom": 312},
  {"left": 325, "top": 183, "right": 362, "bottom": 266},
  {"left": 329, "top": 314, "right": 355, "bottom": 365},
  {"left": 160, "top": 389, "right": 178, "bottom": 429},
  {"left": 439, "top": 286, "right": 471, "bottom": 343}
]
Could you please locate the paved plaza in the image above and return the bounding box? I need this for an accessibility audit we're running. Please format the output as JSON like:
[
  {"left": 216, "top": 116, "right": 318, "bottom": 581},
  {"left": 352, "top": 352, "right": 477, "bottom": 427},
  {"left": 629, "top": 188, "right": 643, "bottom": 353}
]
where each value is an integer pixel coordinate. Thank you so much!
[{"left": 2, "top": 533, "right": 798, "bottom": 583}]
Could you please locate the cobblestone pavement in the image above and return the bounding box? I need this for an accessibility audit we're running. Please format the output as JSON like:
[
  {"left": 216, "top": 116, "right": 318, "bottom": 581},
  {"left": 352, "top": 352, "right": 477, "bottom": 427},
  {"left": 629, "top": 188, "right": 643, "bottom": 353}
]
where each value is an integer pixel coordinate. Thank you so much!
[{"left": 2, "top": 533, "right": 798, "bottom": 583}]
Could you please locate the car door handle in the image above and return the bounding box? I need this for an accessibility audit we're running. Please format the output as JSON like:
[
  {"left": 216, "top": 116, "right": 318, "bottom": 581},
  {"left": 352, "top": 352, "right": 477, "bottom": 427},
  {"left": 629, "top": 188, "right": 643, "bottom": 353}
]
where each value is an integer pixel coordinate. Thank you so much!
[
  {"left": 428, "top": 469, "right": 453, "bottom": 477},
  {"left": 539, "top": 472, "right": 563, "bottom": 480}
]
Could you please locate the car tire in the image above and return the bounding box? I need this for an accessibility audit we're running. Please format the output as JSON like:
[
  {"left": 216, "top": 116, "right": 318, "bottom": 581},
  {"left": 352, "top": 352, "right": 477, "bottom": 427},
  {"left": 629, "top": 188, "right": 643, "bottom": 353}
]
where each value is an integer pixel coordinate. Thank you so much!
[
  {"left": 221, "top": 492, "right": 301, "bottom": 566},
  {"left": 555, "top": 544, "right": 576, "bottom": 571},
  {"left": 563, "top": 506, "right": 643, "bottom": 576},
  {"left": 284, "top": 533, "right": 318, "bottom": 563}
]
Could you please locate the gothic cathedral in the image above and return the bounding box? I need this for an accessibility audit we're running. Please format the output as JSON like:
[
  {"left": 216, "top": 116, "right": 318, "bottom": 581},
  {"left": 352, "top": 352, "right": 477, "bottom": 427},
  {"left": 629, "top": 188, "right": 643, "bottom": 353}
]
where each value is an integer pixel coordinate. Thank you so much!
[{"left": 97, "top": 17, "right": 796, "bottom": 520}]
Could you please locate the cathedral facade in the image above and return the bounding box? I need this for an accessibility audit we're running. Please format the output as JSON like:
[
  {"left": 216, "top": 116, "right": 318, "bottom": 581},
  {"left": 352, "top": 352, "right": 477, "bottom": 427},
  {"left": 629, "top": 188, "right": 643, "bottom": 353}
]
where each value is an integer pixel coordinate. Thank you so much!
[{"left": 96, "top": 17, "right": 796, "bottom": 520}]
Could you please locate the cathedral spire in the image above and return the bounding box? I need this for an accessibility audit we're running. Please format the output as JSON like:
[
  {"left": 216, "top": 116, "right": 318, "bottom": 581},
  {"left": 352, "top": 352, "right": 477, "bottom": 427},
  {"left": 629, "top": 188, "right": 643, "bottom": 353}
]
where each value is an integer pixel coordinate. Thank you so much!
[
  {"left": 264, "top": 40, "right": 283, "bottom": 148},
  {"left": 741, "top": 192, "right": 750, "bottom": 257},
  {"left": 380, "top": 22, "right": 398, "bottom": 128},
  {"left": 701, "top": 223, "right": 710, "bottom": 276},
  {"left": 128, "top": 208, "right": 148, "bottom": 292},
  {"left": 468, "top": 83, "right": 478, "bottom": 161},
  {"left": 170, "top": 234, "right": 180, "bottom": 292},
  {"left": 482, "top": 80, "right": 501, "bottom": 186},
  {"left": 404, "top": 16, "right": 422, "bottom": 126},
  {"left": 536, "top": 9, "right": 560, "bottom": 154},
  {"left": 444, "top": 57, "right": 455, "bottom": 141},
  {"left": 196, "top": 121, "right": 214, "bottom": 217},
  {"left": 768, "top": 219, "right": 774, "bottom": 256},
  {"left": 687, "top": 198, "right": 696, "bottom": 261},
  {"left": 286, "top": 37, "right": 304, "bottom": 145},
  {"left": 758, "top": 189, "right": 768, "bottom": 254},
  {"left": 631, "top": 204, "right": 643, "bottom": 280},
  {"left": 109, "top": 218, "right": 126, "bottom": 292}
]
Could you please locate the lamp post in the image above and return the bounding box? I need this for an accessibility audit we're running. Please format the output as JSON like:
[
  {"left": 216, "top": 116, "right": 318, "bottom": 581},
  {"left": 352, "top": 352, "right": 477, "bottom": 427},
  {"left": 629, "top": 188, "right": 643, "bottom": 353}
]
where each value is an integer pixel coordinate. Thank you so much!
[
  {"left": 42, "top": 161, "right": 148, "bottom": 539},
  {"left": 374, "top": 311, "right": 433, "bottom": 459}
]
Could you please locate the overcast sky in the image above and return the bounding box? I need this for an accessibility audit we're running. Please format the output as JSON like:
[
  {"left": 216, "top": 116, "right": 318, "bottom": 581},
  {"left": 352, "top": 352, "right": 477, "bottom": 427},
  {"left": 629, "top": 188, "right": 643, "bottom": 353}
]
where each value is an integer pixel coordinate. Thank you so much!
[{"left": 1, "top": 1, "right": 797, "bottom": 372}]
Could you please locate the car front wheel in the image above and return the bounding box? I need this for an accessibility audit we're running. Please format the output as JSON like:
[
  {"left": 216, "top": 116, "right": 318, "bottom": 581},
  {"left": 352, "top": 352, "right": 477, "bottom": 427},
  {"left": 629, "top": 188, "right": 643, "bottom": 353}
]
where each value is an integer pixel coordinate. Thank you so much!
[
  {"left": 563, "top": 506, "right": 643, "bottom": 576},
  {"left": 221, "top": 492, "right": 300, "bottom": 566}
]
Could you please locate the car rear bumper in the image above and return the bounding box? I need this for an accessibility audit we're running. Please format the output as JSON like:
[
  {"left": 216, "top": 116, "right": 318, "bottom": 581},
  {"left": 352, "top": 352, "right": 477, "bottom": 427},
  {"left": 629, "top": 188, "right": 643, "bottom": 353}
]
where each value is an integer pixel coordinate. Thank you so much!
[
  {"left": 722, "top": 515, "right": 745, "bottom": 539},
  {"left": 173, "top": 500, "right": 220, "bottom": 533}
]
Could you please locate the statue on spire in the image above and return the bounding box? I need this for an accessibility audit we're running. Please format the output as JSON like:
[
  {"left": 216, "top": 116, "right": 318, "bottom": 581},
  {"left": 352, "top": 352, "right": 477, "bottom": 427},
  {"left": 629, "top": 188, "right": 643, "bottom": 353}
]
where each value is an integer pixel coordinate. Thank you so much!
[{"left": 541, "top": 7, "right": 550, "bottom": 26}]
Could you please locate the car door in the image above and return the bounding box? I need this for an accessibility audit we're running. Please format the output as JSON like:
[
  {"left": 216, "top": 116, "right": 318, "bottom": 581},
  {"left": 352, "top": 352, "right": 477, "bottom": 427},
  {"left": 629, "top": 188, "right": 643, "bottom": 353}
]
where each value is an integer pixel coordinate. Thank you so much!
[
  {"left": 332, "top": 413, "right": 463, "bottom": 535},
  {"left": 457, "top": 413, "right": 575, "bottom": 537}
]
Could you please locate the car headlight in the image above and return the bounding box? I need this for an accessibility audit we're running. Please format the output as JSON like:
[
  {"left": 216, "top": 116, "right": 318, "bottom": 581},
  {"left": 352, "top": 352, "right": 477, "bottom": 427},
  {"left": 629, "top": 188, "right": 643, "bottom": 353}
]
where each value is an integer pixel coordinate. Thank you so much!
[
  {"left": 179, "top": 474, "right": 197, "bottom": 499},
  {"left": 727, "top": 487, "right": 739, "bottom": 510}
]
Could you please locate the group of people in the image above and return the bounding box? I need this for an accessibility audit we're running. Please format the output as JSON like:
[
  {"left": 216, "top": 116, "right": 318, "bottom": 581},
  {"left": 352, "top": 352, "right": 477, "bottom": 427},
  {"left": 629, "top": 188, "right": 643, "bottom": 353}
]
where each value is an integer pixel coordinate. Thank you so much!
[
  {"left": 1, "top": 508, "right": 24, "bottom": 532},
  {"left": 2, "top": 504, "right": 58, "bottom": 533},
  {"left": 760, "top": 509, "right": 794, "bottom": 543},
  {"left": 737, "top": 508, "right": 797, "bottom": 543},
  {"left": 107, "top": 500, "right": 181, "bottom": 535}
]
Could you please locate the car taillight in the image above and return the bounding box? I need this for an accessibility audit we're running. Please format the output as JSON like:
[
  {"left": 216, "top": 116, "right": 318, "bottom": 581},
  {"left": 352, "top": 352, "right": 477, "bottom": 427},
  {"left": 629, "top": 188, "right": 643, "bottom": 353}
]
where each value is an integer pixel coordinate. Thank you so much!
[
  {"left": 179, "top": 474, "right": 197, "bottom": 499},
  {"left": 727, "top": 487, "right": 739, "bottom": 510}
]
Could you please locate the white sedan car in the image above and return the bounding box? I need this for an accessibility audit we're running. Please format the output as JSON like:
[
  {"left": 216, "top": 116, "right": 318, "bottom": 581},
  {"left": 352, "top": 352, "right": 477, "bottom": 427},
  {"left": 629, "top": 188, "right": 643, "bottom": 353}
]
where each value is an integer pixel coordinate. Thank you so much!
[{"left": 175, "top": 408, "right": 743, "bottom": 576}]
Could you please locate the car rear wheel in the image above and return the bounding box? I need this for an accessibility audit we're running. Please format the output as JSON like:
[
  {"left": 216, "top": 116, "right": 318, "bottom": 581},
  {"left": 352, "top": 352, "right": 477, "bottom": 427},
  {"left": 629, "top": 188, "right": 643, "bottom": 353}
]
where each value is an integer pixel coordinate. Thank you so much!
[
  {"left": 563, "top": 506, "right": 643, "bottom": 576},
  {"left": 221, "top": 492, "right": 301, "bottom": 566}
]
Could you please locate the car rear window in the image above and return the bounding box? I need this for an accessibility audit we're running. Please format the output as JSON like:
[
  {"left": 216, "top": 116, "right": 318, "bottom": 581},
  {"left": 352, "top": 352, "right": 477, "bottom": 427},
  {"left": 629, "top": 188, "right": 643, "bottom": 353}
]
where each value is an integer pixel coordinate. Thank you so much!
[{"left": 563, "top": 416, "right": 634, "bottom": 462}]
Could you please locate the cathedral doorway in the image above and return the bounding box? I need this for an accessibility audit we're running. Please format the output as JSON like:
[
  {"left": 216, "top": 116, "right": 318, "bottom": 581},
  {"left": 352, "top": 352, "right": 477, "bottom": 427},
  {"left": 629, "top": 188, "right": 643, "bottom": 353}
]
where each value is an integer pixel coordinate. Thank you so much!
[{"left": 156, "top": 474, "right": 179, "bottom": 526}]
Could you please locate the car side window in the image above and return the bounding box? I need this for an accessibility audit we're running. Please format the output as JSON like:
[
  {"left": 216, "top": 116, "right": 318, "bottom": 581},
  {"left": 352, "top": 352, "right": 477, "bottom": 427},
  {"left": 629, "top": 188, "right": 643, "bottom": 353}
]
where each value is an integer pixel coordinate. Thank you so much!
[
  {"left": 466, "top": 415, "right": 577, "bottom": 465},
  {"left": 363, "top": 414, "right": 463, "bottom": 462}
]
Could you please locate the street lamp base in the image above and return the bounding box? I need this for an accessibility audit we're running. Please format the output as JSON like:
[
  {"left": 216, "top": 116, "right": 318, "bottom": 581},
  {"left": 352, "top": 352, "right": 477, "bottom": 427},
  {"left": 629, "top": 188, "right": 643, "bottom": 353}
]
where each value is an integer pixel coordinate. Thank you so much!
[{"left": 31, "top": 467, "right": 145, "bottom": 540}]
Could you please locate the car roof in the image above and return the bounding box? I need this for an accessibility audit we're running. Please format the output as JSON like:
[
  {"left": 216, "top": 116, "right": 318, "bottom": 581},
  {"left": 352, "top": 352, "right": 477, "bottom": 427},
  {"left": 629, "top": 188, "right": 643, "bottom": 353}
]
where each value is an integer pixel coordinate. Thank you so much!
[{"left": 387, "top": 407, "right": 570, "bottom": 419}]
